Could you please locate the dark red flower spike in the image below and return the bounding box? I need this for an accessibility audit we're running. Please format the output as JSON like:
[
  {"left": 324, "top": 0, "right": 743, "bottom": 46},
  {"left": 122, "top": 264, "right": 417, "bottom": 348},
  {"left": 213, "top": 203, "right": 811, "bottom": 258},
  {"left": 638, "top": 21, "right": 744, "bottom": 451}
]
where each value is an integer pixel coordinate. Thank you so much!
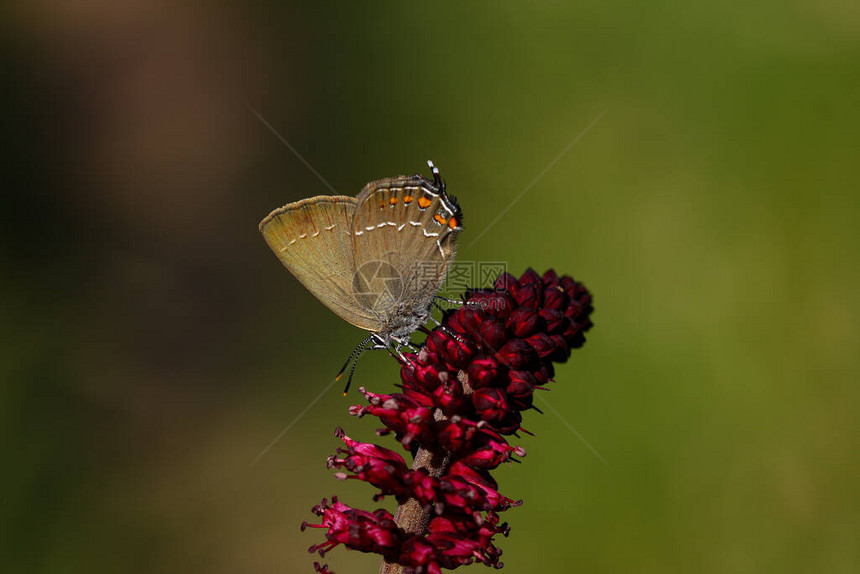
[{"left": 305, "top": 269, "right": 593, "bottom": 573}]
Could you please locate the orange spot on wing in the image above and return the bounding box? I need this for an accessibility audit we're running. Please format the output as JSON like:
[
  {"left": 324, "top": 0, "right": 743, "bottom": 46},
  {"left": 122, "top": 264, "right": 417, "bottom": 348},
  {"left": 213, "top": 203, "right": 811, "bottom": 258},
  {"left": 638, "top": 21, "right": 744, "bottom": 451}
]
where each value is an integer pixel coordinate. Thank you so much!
[
  {"left": 389, "top": 197, "right": 398, "bottom": 205},
  {"left": 434, "top": 214, "right": 448, "bottom": 225},
  {"left": 448, "top": 217, "right": 458, "bottom": 229},
  {"left": 418, "top": 196, "right": 432, "bottom": 209},
  {"left": 403, "top": 195, "right": 413, "bottom": 204}
]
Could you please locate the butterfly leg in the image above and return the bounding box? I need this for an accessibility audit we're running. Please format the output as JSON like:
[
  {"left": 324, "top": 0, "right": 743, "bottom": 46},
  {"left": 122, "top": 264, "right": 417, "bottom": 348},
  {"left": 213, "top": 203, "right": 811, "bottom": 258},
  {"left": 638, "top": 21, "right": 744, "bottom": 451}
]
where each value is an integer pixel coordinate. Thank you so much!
[
  {"left": 435, "top": 295, "right": 464, "bottom": 307},
  {"left": 426, "top": 306, "right": 469, "bottom": 344},
  {"left": 389, "top": 337, "right": 420, "bottom": 369},
  {"left": 435, "top": 295, "right": 485, "bottom": 317},
  {"left": 368, "top": 333, "right": 390, "bottom": 351},
  {"left": 392, "top": 336, "right": 419, "bottom": 355},
  {"left": 437, "top": 294, "right": 485, "bottom": 312},
  {"left": 367, "top": 335, "right": 416, "bottom": 371},
  {"left": 428, "top": 313, "right": 460, "bottom": 338}
]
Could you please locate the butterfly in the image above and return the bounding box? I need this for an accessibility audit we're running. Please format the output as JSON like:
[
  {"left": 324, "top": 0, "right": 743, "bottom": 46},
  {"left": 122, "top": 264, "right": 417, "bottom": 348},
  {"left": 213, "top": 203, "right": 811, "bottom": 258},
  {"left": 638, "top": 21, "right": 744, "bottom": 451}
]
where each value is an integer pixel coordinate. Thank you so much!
[{"left": 259, "top": 161, "right": 463, "bottom": 390}]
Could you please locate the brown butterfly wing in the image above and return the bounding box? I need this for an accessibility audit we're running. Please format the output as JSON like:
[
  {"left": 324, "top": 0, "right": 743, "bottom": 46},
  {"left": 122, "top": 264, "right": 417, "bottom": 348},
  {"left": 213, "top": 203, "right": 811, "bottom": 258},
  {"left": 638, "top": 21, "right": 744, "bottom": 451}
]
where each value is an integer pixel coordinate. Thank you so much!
[
  {"left": 350, "top": 175, "right": 462, "bottom": 323},
  {"left": 259, "top": 195, "right": 383, "bottom": 332}
]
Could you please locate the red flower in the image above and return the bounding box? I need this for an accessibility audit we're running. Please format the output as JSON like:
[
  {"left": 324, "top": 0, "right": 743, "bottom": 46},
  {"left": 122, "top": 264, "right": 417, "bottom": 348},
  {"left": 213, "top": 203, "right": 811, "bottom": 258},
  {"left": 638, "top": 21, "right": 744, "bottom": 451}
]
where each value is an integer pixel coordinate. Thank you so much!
[
  {"left": 302, "top": 497, "right": 401, "bottom": 559},
  {"left": 306, "top": 269, "right": 593, "bottom": 573}
]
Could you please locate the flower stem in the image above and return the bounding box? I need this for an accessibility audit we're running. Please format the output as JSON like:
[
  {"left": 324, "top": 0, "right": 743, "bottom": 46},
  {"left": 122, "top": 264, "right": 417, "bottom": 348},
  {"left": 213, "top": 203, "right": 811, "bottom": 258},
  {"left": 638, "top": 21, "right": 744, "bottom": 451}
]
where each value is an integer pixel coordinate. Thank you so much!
[{"left": 379, "top": 372, "right": 472, "bottom": 574}]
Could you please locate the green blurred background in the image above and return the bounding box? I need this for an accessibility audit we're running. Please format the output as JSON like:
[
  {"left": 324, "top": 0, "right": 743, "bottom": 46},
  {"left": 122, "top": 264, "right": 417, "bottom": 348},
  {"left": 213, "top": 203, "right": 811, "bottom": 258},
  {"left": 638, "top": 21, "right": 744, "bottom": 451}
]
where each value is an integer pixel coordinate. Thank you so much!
[{"left": 2, "top": 2, "right": 858, "bottom": 573}]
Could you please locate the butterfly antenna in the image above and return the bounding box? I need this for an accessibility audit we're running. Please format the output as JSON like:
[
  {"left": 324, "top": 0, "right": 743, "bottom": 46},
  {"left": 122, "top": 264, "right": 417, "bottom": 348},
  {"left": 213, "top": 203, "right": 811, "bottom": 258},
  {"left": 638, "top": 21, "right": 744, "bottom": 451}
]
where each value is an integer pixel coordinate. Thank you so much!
[
  {"left": 342, "top": 351, "right": 363, "bottom": 395},
  {"left": 336, "top": 336, "right": 372, "bottom": 394},
  {"left": 335, "top": 341, "right": 362, "bottom": 382},
  {"left": 427, "top": 160, "right": 445, "bottom": 193}
]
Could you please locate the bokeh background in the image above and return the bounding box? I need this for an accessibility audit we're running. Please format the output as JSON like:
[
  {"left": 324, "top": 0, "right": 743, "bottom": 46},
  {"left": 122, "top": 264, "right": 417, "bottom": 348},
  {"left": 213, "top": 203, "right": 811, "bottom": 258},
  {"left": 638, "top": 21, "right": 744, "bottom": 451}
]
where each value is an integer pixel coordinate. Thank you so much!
[{"left": 2, "top": 2, "right": 858, "bottom": 573}]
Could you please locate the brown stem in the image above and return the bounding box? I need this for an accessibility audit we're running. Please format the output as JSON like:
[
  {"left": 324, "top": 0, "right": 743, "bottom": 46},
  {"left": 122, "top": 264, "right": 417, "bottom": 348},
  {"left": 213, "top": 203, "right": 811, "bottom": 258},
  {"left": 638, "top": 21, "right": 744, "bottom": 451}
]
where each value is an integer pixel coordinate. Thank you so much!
[{"left": 379, "top": 371, "right": 472, "bottom": 574}]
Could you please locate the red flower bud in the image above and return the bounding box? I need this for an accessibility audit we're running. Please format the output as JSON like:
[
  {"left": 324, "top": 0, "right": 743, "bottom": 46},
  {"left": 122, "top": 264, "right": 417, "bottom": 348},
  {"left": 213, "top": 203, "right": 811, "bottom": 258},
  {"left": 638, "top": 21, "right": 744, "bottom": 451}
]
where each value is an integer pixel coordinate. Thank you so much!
[
  {"left": 433, "top": 374, "right": 468, "bottom": 415},
  {"left": 472, "top": 387, "right": 509, "bottom": 425},
  {"left": 494, "top": 272, "right": 519, "bottom": 293},
  {"left": 539, "top": 308, "right": 567, "bottom": 333},
  {"left": 543, "top": 285, "right": 569, "bottom": 311},
  {"left": 478, "top": 318, "right": 508, "bottom": 352},
  {"left": 467, "top": 356, "right": 503, "bottom": 388},
  {"left": 496, "top": 338, "right": 538, "bottom": 370},
  {"left": 451, "top": 310, "right": 485, "bottom": 339},
  {"left": 469, "top": 291, "right": 515, "bottom": 319},
  {"left": 508, "top": 307, "right": 542, "bottom": 338},
  {"left": 518, "top": 268, "right": 542, "bottom": 287},
  {"left": 541, "top": 269, "right": 559, "bottom": 284},
  {"left": 512, "top": 282, "right": 541, "bottom": 309},
  {"left": 525, "top": 332, "right": 558, "bottom": 359},
  {"left": 437, "top": 416, "right": 478, "bottom": 453},
  {"left": 550, "top": 334, "right": 571, "bottom": 361},
  {"left": 534, "top": 363, "right": 554, "bottom": 385},
  {"left": 462, "top": 437, "right": 525, "bottom": 469},
  {"left": 507, "top": 370, "right": 537, "bottom": 399},
  {"left": 495, "top": 410, "right": 523, "bottom": 435}
]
